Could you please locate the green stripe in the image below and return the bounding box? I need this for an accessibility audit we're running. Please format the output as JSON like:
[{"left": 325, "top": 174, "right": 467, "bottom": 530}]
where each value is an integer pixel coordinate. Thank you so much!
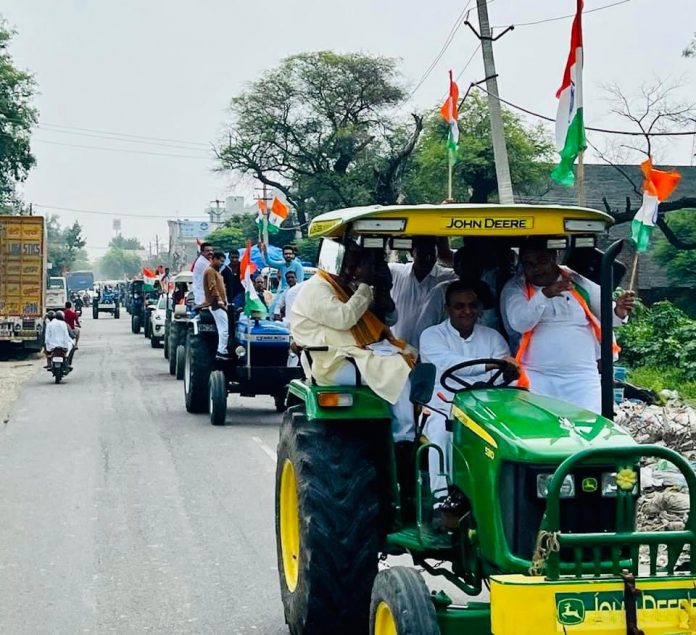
[
  {"left": 631, "top": 218, "right": 654, "bottom": 253},
  {"left": 244, "top": 292, "right": 267, "bottom": 317},
  {"left": 550, "top": 108, "right": 586, "bottom": 187}
]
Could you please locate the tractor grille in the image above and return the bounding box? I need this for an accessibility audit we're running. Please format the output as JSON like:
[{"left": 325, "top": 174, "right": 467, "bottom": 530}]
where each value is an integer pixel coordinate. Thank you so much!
[
  {"left": 499, "top": 462, "right": 631, "bottom": 561},
  {"left": 249, "top": 344, "right": 289, "bottom": 367}
]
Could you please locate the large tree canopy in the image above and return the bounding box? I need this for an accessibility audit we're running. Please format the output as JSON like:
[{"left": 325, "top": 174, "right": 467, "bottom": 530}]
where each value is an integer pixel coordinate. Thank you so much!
[
  {"left": 402, "top": 93, "right": 554, "bottom": 204},
  {"left": 98, "top": 235, "right": 143, "bottom": 279},
  {"left": 46, "top": 215, "right": 87, "bottom": 274},
  {"left": 216, "top": 51, "right": 423, "bottom": 230},
  {"left": 0, "top": 19, "right": 37, "bottom": 210}
]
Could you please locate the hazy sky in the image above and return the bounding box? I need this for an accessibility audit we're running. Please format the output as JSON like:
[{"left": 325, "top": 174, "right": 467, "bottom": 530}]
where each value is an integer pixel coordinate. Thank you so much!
[{"left": 2, "top": 0, "right": 694, "bottom": 259}]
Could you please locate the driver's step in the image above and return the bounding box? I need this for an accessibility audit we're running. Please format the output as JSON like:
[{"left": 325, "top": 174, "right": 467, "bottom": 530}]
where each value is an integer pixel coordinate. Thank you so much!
[{"left": 386, "top": 526, "right": 453, "bottom": 552}]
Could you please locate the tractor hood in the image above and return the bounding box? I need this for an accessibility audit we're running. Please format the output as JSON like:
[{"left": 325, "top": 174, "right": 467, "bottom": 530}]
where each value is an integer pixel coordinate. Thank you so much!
[
  {"left": 236, "top": 315, "right": 291, "bottom": 343},
  {"left": 453, "top": 388, "right": 635, "bottom": 462}
]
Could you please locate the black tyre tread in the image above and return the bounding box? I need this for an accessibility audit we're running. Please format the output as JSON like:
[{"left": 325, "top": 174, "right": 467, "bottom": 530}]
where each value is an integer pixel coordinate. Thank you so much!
[
  {"left": 276, "top": 407, "right": 383, "bottom": 635},
  {"left": 209, "top": 370, "right": 227, "bottom": 426},
  {"left": 175, "top": 344, "right": 185, "bottom": 380},
  {"left": 184, "top": 332, "right": 215, "bottom": 413},
  {"left": 274, "top": 390, "right": 287, "bottom": 413},
  {"left": 93, "top": 310, "right": 98, "bottom": 319},
  {"left": 168, "top": 335, "right": 177, "bottom": 375},
  {"left": 131, "top": 315, "right": 141, "bottom": 334},
  {"left": 369, "top": 567, "right": 440, "bottom": 635}
]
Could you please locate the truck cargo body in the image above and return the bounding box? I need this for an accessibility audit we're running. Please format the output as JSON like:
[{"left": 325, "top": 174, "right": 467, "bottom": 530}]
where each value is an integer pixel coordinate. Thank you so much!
[{"left": 0, "top": 215, "right": 46, "bottom": 347}]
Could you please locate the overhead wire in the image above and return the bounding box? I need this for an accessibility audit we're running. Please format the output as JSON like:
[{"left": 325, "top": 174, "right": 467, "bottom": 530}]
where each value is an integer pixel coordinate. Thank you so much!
[
  {"left": 34, "top": 203, "right": 211, "bottom": 219},
  {"left": 34, "top": 138, "right": 212, "bottom": 159},
  {"left": 492, "top": 0, "right": 632, "bottom": 28}
]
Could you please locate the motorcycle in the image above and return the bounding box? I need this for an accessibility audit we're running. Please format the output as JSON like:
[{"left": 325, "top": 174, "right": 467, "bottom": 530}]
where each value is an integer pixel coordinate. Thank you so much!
[{"left": 47, "top": 347, "right": 71, "bottom": 383}]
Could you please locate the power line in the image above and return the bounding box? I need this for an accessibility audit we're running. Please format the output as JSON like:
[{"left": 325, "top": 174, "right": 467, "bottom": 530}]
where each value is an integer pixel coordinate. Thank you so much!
[
  {"left": 407, "top": 0, "right": 476, "bottom": 100},
  {"left": 492, "top": 0, "right": 632, "bottom": 28},
  {"left": 35, "top": 203, "right": 210, "bottom": 219},
  {"left": 34, "top": 138, "right": 211, "bottom": 159},
  {"left": 470, "top": 84, "right": 696, "bottom": 137}
]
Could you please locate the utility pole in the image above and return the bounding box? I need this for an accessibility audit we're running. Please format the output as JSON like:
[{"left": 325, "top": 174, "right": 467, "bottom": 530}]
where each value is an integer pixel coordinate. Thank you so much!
[
  {"left": 155, "top": 234, "right": 159, "bottom": 257},
  {"left": 470, "top": 0, "right": 515, "bottom": 204},
  {"left": 209, "top": 199, "right": 225, "bottom": 225}
]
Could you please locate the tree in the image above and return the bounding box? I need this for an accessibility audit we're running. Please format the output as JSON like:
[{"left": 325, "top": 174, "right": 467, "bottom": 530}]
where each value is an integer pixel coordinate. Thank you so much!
[
  {"left": 99, "top": 234, "right": 143, "bottom": 278},
  {"left": 684, "top": 33, "right": 696, "bottom": 58},
  {"left": 0, "top": 19, "right": 37, "bottom": 209},
  {"left": 215, "top": 51, "right": 423, "bottom": 233},
  {"left": 46, "top": 215, "right": 87, "bottom": 274},
  {"left": 402, "top": 93, "right": 553, "bottom": 204},
  {"left": 205, "top": 225, "right": 246, "bottom": 254}
]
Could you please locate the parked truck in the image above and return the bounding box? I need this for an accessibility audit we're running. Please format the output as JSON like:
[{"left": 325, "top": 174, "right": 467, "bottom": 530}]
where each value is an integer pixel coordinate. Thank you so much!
[{"left": 0, "top": 215, "right": 46, "bottom": 350}]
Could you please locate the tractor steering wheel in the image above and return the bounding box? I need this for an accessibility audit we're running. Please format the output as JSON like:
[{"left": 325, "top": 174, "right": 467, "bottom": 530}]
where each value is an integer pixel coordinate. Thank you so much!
[{"left": 440, "top": 358, "right": 517, "bottom": 393}]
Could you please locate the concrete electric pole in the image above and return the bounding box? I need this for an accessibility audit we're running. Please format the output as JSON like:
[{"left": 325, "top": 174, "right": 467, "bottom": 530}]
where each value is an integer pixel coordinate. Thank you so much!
[{"left": 474, "top": 0, "right": 515, "bottom": 205}]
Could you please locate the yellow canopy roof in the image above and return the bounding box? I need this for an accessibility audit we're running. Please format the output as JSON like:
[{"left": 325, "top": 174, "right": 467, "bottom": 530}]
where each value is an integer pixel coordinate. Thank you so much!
[{"left": 307, "top": 204, "right": 613, "bottom": 239}]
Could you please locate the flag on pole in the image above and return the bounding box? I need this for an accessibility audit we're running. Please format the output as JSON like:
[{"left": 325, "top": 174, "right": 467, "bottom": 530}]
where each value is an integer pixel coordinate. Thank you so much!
[
  {"left": 439, "top": 70, "right": 460, "bottom": 163},
  {"left": 631, "top": 159, "right": 681, "bottom": 252},
  {"left": 142, "top": 267, "right": 157, "bottom": 291},
  {"left": 267, "top": 197, "right": 289, "bottom": 234},
  {"left": 551, "top": 0, "right": 586, "bottom": 187},
  {"left": 255, "top": 199, "right": 267, "bottom": 239},
  {"left": 240, "top": 240, "right": 267, "bottom": 316}
]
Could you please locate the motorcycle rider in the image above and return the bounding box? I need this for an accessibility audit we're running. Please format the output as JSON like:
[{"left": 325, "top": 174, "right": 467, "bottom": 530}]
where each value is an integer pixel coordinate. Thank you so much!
[
  {"left": 64, "top": 301, "right": 81, "bottom": 349},
  {"left": 44, "top": 310, "right": 75, "bottom": 370}
]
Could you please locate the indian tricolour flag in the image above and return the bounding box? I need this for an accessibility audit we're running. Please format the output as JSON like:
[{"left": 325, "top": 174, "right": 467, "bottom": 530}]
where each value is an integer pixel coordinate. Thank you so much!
[
  {"left": 439, "top": 70, "right": 459, "bottom": 163},
  {"left": 143, "top": 267, "right": 156, "bottom": 291},
  {"left": 268, "top": 196, "right": 289, "bottom": 234},
  {"left": 631, "top": 159, "right": 681, "bottom": 252},
  {"left": 551, "top": 0, "right": 586, "bottom": 188},
  {"left": 240, "top": 240, "right": 267, "bottom": 316}
]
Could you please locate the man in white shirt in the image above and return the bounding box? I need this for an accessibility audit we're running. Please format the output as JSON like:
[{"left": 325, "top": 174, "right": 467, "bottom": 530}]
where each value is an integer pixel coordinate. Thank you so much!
[
  {"left": 389, "top": 237, "right": 456, "bottom": 347},
  {"left": 420, "top": 279, "right": 518, "bottom": 498},
  {"left": 500, "top": 244, "right": 634, "bottom": 413},
  {"left": 192, "top": 242, "right": 214, "bottom": 306},
  {"left": 44, "top": 310, "right": 75, "bottom": 368}
]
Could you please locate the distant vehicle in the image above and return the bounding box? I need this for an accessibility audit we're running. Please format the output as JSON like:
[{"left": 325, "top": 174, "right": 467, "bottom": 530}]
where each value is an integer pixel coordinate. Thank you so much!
[
  {"left": 66, "top": 270, "right": 95, "bottom": 294},
  {"left": 46, "top": 276, "right": 68, "bottom": 311},
  {"left": 149, "top": 294, "right": 167, "bottom": 348},
  {"left": 0, "top": 215, "right": 46, "bottom": 350}
]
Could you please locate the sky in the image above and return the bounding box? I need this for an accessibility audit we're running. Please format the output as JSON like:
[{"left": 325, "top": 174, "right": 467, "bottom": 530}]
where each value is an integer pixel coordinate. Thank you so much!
[{"left": 1, "top": 0, "right": 694, "bottom": 260}]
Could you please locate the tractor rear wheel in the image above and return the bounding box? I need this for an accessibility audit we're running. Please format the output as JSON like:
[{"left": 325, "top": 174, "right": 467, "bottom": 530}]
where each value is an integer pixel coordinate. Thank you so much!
[
  {"left": 168, "top": 334, "right": 178, "bottom": 375},
  {"left": 275, "top": 407, "right": 382, "bottom": 635},
  {"left": 175, "top": 344, "right": 185, "bottom": 380},
  {"left": 208, "top": 370, "right": 227, "bottom": 426},
  {"left": 184, "top": 332, "right": 215, "bottom": 413},
  {"left": 131, "top": 315, "right": 141, "bottom": 334},
  {"left": 369, "top": 567, "right": 439, "bottom": 635}
]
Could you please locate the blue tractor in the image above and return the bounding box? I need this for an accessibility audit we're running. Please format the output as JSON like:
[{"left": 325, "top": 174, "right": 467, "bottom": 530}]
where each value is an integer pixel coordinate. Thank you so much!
[{"left": 183, "top": 308, "right": 303, "bottom": 425}]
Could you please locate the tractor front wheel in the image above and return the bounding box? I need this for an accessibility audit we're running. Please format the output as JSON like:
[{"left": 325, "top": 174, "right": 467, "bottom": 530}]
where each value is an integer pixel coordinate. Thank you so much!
[
  {"left": 369, "top": 567, "right": 439, "bottom": 635},
  {"left": 175, "top": 344, "right": 185, "bottom": 380},
  {"left": 208, "top": 370, "right": 227, "bottom": 426},
  {"left": 275, "top": 407, "right": 382, "bottom": 635},
  {"left": 131, "top": 315, "right": 141, "bottom": 334}
]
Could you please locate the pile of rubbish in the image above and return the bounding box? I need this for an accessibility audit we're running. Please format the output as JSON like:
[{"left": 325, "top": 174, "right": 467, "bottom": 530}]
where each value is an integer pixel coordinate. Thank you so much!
[{"left": 614, "top": 393, "right": 696, "bottom": 567}]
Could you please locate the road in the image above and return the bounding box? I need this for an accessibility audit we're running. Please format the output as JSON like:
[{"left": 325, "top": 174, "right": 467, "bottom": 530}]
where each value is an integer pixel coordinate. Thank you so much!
[{"left": 0, "top": 314, "right": 287, "bottom": 634}]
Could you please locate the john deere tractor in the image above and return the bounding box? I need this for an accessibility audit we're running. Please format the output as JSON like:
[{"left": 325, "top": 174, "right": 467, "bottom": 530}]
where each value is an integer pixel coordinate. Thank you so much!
[{"left": 274, "top": 204, "right": 696, "bottom": 635}]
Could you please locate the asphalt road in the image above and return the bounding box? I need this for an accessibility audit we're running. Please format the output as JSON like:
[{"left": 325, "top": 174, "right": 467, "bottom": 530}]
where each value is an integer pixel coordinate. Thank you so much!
[{"left": 0, "top": 313, "right": 287, "bottom": 634}]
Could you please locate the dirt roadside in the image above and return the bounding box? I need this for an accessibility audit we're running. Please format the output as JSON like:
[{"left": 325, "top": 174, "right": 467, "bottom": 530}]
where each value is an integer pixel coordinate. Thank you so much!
[{"left": 0, "top": 356, "right": 42, "bottom": 426}]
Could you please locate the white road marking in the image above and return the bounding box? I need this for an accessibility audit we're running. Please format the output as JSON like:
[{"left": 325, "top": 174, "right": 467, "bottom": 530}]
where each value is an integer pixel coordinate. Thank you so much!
[{"left": 252, "top": 436, "right": 277, "bottom": 463}]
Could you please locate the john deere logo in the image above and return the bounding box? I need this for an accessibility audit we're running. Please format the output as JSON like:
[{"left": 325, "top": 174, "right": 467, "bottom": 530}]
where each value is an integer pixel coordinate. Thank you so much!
[
  {"left": 582, "top": 477, "right": 598, "bottom": 493},
  {"left": 557, "top": 598, "right": 585, "bottom": 625}
]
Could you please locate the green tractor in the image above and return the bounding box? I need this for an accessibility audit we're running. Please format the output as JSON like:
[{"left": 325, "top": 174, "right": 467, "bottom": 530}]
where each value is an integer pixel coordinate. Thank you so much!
[{"left": 274, "top": 204, "right": 696, "bottom": 635}]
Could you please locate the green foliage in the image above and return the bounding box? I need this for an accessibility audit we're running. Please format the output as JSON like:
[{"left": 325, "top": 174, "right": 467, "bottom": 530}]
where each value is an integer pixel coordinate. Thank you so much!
[
  {"left": 617, "top": 300, "right": 696, "bottom": 383},
  {"left": 217, "top": 51, "right": 422, "bottom": 230},
  {"left": 206, "top": 214, "right": 290, "bottom": 251},
  {"left": 99, "top": 234, "right": 143, "bottom": 278},
  {"left": 653, "top": 209, "right": 696, "bottom": 287},
  {"left": 46, "top": 215, "right": 87, "bottom": 274},
  {"left": 628, "top": 366, "right": 696, "bottom": 402},
  {"left": 0, "top": 19, "right": 37, "bottom": 208},
  {"left": 206, "top": 225, "right": 245, "bottom": 253},
  {"left": 402, "top": 93, "right": 554, "bottom": 204}
]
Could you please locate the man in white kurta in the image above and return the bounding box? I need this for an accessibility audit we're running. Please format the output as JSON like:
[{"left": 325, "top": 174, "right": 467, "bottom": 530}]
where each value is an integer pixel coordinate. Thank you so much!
[
  {"left": 500, "top": 245, "right": 634, "bottom": 414},
  {"left": 420, "top": 280, "right": 516, "bottom": 497},
  {"left": 191, "top": 242, "right": 214, "bottom": 306},
  {"left": 389, "top": 237, "right": 456, "bottom": 347},
  {"left": 290, "top": 248, "right": 415, "bottom": 442}
]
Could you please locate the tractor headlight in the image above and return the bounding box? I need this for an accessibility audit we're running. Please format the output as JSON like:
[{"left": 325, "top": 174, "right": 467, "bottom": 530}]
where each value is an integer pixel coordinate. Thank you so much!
[
  {"left": 601, "top": 471, "right": 639, "bottom": 497},
  {"left": 235, "top": 345, "right": 246, "bottom": 358},
  {"left": 536, "top": 473, "right": 575, "bottom": 499}
]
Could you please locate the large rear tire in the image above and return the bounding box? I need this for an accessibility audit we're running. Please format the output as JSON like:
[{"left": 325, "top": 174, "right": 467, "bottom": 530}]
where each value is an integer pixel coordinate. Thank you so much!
[
  {"left": 163, "top": 325, "right": 170, "bottom": 359},
  {"left": 184, "top": 332, "right": 215, "bottom": 413},
  {"left": 175, "top": 344, "right": 185, "bottom": 380},
  {"left": 275, "top": 407, "right": 383, "bottom": 635},
  {"left": 168, "top": 334, "right": 178, "bottom": 375},
  {"left": 131, "top": 315, "right": 141, "bottom": 334},
  {"left": 208, "top": 370, "right": 227, "bottom": 426},
  {"left": 369, "top": 567, "right": 439, "bottom": 635}
]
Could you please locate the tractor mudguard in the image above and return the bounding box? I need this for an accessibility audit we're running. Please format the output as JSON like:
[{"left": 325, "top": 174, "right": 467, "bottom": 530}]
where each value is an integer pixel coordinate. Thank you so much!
[{"left": 287, "top": 379, "right": 392, "bottom": 421}]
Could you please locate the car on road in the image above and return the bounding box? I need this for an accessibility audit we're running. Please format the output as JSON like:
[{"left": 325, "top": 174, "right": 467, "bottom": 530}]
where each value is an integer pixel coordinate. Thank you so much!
[
  {"left": 149, "top": 294, "right": 167, "bottom": 348},
  {"left": 165, "top": 271, "right": 193, "bottom": 378}
]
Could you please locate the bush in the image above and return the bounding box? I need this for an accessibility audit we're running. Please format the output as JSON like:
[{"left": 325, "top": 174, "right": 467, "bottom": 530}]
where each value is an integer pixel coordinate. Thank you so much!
[{"left": 618, "top": 300, "right": 696, "bottom": 382}]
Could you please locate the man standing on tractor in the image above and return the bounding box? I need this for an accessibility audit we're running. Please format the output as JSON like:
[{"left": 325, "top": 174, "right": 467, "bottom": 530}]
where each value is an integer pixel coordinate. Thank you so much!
[
  {"left": 202, "top": 251, "right": 229, "bottom": 360},
  {"left": 221, "top": 250, "right": 244, "bottom": 309},
  {"left": 420, "top": 279, "right": 519, "bottom": 498},
  {"left": 259, "top": 242, "right": 304, "bottom": 293},
  {"left": 191, "top": 242, "right": 214, "bottom": 305},
  {"left": 388, "top": 236, "right": 456, "bottom": 347},
  {"left": 500, "top": 242, "right": 635, "bottom": 413},
  {"left": 290, "top": 241, "right": 416, "bottom": 444}
]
